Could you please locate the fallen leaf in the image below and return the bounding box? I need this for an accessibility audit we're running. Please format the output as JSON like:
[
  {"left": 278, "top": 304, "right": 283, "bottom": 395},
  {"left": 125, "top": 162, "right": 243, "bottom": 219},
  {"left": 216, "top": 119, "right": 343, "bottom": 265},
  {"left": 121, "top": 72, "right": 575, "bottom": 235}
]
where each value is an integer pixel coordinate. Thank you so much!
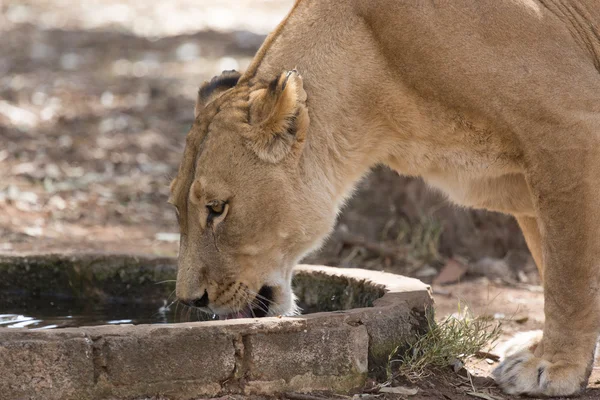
[
  {"left": 474, "top": 351, "right": 500, "bottom": 362},
  {"left": 513, "top": 315, "right": 529, "bottom": 324},
  {"left": 434, "top": 258, "right": 468, "bottom": 285},
  {"left": 379, "top": 386, "right": 418, "bottom": 396}
]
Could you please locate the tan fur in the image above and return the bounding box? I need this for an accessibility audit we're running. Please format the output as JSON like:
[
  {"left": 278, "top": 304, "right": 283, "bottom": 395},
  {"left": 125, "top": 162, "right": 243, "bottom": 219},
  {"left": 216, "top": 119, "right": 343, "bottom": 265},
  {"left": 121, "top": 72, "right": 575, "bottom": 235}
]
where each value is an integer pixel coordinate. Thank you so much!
[{"left": 170, "top": 0, "right": 600, "bottom": 396}]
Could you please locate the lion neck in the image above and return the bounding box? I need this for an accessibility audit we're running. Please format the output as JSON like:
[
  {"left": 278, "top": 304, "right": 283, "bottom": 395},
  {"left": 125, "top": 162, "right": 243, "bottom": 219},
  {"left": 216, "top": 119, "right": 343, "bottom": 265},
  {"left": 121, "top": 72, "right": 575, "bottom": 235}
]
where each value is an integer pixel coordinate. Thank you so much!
[{"left": 244, "top": 0, "right": 396, "bottom": 209}]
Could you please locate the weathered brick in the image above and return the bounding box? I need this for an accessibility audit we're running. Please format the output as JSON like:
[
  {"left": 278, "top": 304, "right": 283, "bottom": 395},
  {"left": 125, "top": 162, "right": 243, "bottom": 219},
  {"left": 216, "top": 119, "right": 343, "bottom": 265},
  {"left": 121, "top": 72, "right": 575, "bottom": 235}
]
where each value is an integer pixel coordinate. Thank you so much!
[
  {"left": 244, "top": 324, "right": 368, "bottom": 393},
  {"left": 95, "top": 325, "right": 235, "bottom": 398},
  {"left": 0, "top": 332, "right": 94, "bottom": 400}
]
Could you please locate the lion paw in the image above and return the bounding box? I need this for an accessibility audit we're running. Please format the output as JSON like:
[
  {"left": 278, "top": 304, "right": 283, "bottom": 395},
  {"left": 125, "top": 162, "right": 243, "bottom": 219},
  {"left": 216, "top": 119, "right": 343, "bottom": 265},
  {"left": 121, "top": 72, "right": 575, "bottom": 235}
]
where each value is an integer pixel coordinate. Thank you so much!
[{"left": 493, "top": 349, "right": 586, "bottom": 397}]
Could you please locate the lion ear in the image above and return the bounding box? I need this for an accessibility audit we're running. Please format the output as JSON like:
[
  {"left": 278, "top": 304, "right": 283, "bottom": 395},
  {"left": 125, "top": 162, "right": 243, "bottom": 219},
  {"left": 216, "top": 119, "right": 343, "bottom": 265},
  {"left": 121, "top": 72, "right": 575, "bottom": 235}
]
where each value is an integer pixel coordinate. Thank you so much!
[
  {"left": 195, "top": 70, "right": 241, "bottom": 118},
  {"left": 246, "top": 70, "right": 309, "bottom": 163}
]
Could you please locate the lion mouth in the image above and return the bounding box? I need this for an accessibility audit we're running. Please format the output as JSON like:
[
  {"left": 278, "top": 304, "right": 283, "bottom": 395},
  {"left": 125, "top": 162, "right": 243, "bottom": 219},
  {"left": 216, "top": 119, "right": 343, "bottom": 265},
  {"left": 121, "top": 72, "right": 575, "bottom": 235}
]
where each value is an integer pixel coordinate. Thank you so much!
[{"left": 219, "top": 285, "right": 274, "bottom": 320}]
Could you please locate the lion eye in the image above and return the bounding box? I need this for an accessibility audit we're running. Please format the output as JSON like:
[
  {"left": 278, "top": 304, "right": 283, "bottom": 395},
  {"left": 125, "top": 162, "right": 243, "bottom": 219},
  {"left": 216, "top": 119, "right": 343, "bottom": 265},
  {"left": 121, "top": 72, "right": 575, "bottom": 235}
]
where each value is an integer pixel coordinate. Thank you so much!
[{"left": 206, "top": 200, "right": 227, "bottom": 222}]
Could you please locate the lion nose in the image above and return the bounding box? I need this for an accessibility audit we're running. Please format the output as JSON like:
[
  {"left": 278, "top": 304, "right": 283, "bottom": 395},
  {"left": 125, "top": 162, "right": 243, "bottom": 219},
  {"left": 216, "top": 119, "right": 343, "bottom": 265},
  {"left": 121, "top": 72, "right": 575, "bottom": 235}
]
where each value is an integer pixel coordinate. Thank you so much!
[{"left": 185, "top": 290, "right": 209, "bottom": 308}]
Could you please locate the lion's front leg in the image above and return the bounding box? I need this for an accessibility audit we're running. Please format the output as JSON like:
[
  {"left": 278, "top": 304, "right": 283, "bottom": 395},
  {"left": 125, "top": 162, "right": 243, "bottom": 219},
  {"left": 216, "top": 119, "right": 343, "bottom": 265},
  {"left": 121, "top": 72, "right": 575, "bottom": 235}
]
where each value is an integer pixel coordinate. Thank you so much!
[{"left": 493, "top": 131, "right": 600, "bottom": 397}]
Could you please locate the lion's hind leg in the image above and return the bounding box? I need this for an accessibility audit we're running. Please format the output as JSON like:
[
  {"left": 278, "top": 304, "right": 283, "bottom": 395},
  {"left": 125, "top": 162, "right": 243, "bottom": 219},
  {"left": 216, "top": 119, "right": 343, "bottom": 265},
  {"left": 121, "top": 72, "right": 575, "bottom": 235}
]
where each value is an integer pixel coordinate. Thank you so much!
[{"left": 516, "top": 216, "right": 544, "bottom": 280}]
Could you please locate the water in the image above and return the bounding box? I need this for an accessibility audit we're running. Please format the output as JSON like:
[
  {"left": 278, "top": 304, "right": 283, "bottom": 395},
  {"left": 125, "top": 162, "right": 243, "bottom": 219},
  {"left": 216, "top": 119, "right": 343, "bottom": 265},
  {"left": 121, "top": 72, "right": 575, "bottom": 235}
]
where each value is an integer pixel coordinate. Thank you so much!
[
  {"left": 0, "top": 272, "right": 373, "bottom": 329},
  {"left": 0, "top": 296, "right": 217, "bottom": 329},
  {"left": 0, "top": 296, "right": 329, "bottom": 329}
]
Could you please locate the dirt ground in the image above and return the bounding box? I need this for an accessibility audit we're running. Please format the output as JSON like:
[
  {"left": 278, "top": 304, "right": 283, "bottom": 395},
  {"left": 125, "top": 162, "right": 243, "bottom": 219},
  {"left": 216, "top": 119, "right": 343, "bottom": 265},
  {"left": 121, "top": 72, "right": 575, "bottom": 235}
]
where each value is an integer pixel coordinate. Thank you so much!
[{"left": 1, "top": 1, "right": 599, "bottom": 399}]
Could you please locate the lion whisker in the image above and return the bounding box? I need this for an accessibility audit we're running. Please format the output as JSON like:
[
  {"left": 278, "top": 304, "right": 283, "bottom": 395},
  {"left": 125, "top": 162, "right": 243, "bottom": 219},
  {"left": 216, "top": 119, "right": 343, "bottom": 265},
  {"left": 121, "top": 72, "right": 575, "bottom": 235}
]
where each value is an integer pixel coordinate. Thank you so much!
[
  {"left": 154, "top": 280, "right": 177, "bottom": 285},
  {"left": 165, "top": 289, "right": 177, "bottom": 303},
  {"left": 246, "top": 289, "right": 277, "bottom": 305},
  {"left": 246, "top": 300, "right": 257, "bottom": 318},
  {"left": 249, "top": 298, "right": 270, "bottom": 314}
]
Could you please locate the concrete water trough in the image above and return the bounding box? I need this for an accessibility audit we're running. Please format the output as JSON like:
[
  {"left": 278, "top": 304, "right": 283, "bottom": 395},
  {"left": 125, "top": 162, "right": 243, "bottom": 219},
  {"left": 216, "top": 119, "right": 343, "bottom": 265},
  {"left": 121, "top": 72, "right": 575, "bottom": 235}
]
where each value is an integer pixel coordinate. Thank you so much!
[{"left": 0, "top": 253, "right": 432, "bottom": 400}]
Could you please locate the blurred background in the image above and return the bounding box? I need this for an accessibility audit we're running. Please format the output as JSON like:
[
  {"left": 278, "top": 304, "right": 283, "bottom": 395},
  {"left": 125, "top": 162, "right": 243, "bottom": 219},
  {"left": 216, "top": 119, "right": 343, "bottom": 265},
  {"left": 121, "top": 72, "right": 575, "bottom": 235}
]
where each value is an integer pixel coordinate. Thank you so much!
[{"left": 0, "top": 0, "right": 537, "bottom": 287}]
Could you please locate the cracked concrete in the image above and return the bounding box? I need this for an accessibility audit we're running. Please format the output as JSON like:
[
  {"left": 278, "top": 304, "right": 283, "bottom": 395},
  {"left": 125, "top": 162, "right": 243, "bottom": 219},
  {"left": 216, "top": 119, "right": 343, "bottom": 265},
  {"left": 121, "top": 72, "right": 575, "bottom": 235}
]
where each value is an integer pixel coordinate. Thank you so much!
[{"left": 0, "top": 255, "right": 432, "bottom": 399}]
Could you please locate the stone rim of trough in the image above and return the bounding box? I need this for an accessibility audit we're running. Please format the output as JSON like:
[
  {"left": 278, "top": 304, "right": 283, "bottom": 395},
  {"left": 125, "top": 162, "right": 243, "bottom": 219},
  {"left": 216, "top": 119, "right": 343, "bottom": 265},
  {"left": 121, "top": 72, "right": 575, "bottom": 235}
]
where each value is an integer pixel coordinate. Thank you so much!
[{"left": 0, "top": 253, "right": 433, "bottom": 399}]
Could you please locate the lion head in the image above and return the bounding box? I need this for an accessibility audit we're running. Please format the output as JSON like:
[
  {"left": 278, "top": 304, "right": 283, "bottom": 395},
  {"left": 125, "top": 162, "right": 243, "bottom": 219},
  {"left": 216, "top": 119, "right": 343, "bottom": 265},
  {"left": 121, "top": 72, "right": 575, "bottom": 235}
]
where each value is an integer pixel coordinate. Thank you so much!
[{"left": 169, "top": 69, "right": 335, "bottom": 319}]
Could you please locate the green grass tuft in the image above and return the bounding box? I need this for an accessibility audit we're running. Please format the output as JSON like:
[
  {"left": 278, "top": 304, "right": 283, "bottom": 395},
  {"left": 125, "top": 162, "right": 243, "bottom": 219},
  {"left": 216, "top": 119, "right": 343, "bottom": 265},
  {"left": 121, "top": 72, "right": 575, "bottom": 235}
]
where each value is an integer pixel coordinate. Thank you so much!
[{"left": 388, "top": 305, "right": 501, "bottom": 382}]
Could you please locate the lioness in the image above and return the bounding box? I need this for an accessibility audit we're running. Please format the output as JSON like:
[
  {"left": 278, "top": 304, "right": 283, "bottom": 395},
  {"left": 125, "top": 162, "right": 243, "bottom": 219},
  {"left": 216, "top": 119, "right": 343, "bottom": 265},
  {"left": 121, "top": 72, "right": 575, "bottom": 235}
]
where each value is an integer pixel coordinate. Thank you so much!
[{"left": 169, "top": 0, "right": 600, "bottom": 396}]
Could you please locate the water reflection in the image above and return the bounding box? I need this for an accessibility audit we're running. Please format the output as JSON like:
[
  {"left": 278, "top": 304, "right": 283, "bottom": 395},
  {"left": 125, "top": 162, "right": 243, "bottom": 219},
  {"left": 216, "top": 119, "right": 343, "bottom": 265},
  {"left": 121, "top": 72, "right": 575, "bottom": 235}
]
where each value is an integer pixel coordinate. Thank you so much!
[
  {"left": 0, "top": 314, "right": 34, "bottom": 326},
  {"left": 0, "top": 297, "right": 216, "bottom": 329}
]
